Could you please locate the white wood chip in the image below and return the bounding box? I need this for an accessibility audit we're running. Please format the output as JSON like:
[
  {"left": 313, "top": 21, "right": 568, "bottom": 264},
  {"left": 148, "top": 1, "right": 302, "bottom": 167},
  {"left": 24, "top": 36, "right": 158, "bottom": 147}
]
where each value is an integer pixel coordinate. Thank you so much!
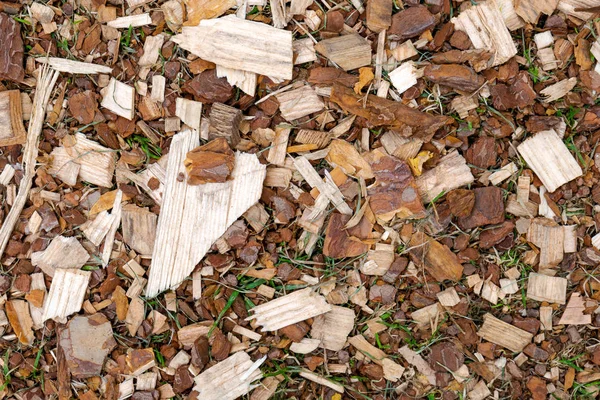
[
  {"left": 146, "top": 129, "right": 266, "bottom": 297},
  {"left": 311, "top": 305, "right": 355, "bottom": 351},
  {"left": 42, "top": 269, "right": 91, "bottom": 323},
  {"left": 173, "top": 15, "right": 293, "bottom": 80},
  {"left": 246, "top": 288, "right": 331, "bottom": 331},
  {"left": 101, "top": 78, "right": 135, "bottom": 120},
  {"left": 193, "top": 352, "right": 262, "bottom": 400},
  {"left": 37, "top": 57, "right": 112, "bottom": 74},
  {"left": 107, "top": 13, "right": 152, "bottom": 28},
  {"left": 517, "top": 129, "right": 582, "bottom": 193},
  {"left": 31, "top": 235, "right": 89, "bottom": 277}
]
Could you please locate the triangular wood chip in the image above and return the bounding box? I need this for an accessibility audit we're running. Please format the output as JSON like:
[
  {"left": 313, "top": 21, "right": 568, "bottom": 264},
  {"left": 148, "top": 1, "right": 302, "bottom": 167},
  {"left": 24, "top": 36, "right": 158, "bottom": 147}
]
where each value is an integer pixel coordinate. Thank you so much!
[{"left": 145, "top": 129, "right": 266, "bottom": 297}]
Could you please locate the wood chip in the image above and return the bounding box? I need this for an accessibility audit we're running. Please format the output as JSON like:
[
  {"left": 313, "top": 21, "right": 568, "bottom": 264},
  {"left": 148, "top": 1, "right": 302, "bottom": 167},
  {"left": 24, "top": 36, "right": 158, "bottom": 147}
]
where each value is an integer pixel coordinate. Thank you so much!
[
  {"left": 437, "top": 287, "right": 460, "bottom": 307},
  {"left": 416, "top": 150, "right": 474, "bottom": 203},
  {"left": 409, "top": 232, "right": 464, "bottom": 282},
  {"left": 527, "top": 218, "right": 564, "bottom": 268},
  {"left": 0, "top": 90, "right": 26, "bottom": 146},
  {"left": 42, "top": 269, "right": 91, "bottom": 323},
  {"left": 6, "top": 300, "right": 34, "bottom": 345},
  {"left": 173, "top": 15, "right": 293, "bottom": 80},
  {"left": 121, "top": 205, "right": 157, "bottom": 256},
  {"left": 31, "top": 235, "right": 89, "bottom": 277},
  {"left": 276, "top": 86, "right": 324, "bottom": 121},
  {"left": 107, "top": 13, "right": 152, "bottom": 28},
  {"left": 477, "top": 313, "right": 533, "bottom": 352},
  {"left": 146, "top": 129, "right": 266, "bottom": 297},
  {"left": 558, "top": 293, "right": 591, "bottom": 325},
  {"left": 192, "top": 352, "right": 262, "bottom": 400},
  {"left": 541, "top": 77, "right": 577, "bottom": 103},
  {"left": 314, "top": 34, "right": 372, "bottom": 71},
  {"left": 101, "top": 78, "right": 135, "bottom": 120},
  {"left": 246, "top": 287, "right": 331, "bottom": 331},
  {"left": 451, "top": 0, "right": 517, "bottom": 68},
  {"left": 311, "top": 306, "right": 355, "bottom": 351},
  {"left": 398, "top": 345, "right": 437, "bottom": 385},
  {"left": 526, "top": 273, "right": 568, "bottom": 304},
  {"left": 38, "top": 57, "right": 112, "bottom": 74},
  {"left": 299, "top": 370, "right": 344, "bottom": 393},
  {"left": 517, "top": 129, "right": 582, "bottom": 193}
]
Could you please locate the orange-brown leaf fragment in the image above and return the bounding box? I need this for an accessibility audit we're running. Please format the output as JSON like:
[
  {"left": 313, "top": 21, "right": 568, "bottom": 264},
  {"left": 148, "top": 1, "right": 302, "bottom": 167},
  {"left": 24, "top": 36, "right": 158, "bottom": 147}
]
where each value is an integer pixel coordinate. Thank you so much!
[
  {"left": 184, "top": 137, "right": 235, "bottom": 185},
  {"left": 354, "top": 67, "right": 374, "bottom": 94}
]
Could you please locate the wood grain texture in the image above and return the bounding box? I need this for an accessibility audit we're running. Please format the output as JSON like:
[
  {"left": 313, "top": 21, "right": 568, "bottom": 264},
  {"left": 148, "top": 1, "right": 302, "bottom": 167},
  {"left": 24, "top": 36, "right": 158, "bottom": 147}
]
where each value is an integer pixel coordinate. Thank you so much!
[
  {"left": 451, "top": 0, "right": 517, "bottom": 68},
  {"left": 517, "top": 129, "right": 582, "bottom": 192},
  {"left": 146, "top": 129, "right": 266, "bottom": 297},
  {"left": 314, "top": 34, "right": 372, "bottom": 71},
  {"left": 48, "top": 133, "right": 117, "bottom": 188},
  {"left": 42, "top": 269, "right": 91, "bottom": 323},
  {"left": 38, "top": 57, "right": 112, "bottom": 74},
  {"left": 311, "top": 306, "right": 355, "bottom": 351},
  {"left": 477, "top": 313, "right": 533, "bottom": 352},
  {"left": 246, "top": 287, "right": 331, "bottom": 331},
  {"left": 527, "top": 273, "right": 568, "bottom": 304},
  {"left": 0, "top": 90, "right": 26, "bottom": 146},
  {"left": 192, "top": 352, "right": 262, "bottom": 400},
  {"left": 173, "top": 15, "right": 293, "bottom": 80},
  {"left": 31, "top": 236, "right": 89, "bottom": 277},
  {"left": 416, "top": 150, "right": 474, "bottom": 203}
]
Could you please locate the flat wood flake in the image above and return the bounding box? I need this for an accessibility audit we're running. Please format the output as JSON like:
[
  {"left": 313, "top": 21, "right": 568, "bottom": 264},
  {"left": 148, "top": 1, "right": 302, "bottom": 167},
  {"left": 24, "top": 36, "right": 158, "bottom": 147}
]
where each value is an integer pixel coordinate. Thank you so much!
[
  {"left": 146, "top": 129, "right": 266, "bottom": 297},
  {"left": 246, "top": 287, "right": 331, "bottom": 331},
  {"left": 477, "top": 313, "right": 533, "bottom": 352},
  {"left": 192, "top": 352, "right": 262, "bottom": 400}
]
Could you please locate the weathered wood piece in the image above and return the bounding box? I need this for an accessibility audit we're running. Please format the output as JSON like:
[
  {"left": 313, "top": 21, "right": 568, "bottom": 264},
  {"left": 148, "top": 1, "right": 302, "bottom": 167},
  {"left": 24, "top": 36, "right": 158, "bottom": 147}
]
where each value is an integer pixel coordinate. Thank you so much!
[
  {"left": 208, "top": 103, "right": 242, "bottom": 146},
  {"left": 42, "top": 269, "right": 91, "bottom": 323},
  {"left": 416, "top": 151, "right": 474, "bottom": 203},
  {"left": 101, "top": 190, "right": 122, "bottom": 266},
  {"left": 101, "top": 78, "right": 135, "bottom": 120},
  {"left": 31, "top": 236, "right": 89, "bottom": 277},
  {"left": 527, "top": 218, "right": 564, "bottom": 268},
  {"left": 310, "top": 305, "right": 355, "bottom": 351},
  {"left": 266, "top": 126, "right": 290, "bottom": 166},
  {"left": 276, "top": 85, "right": 324, "bottom": 121},
  {"left": 366, "top": 0, "right": 392, "bottom": 32},
  {"left": 409, "top": 232, "right": 464, "bottom": 281},
  {"left": 48, "top": 133, "right": 117, "bottom": 188},
  {"left": 173, "top": 15, "right": 293, "bottom": 80},
  {"left": 451, "top": 0, "right": 517, "bottom": 68},
  {"left": 58, "top": 314, "right": 116, "bottom": 378},
  {"left": 192, "top": 352, "right": 262, "bottom": 400},
  {"left": 246, "top": 288, "right": 331, "bottom": 331},
  {"left": 175, "top": 98, "right": 202, "bottom": 131},
  {"left": 517, "top": 129, "right": 582, "bottom": 193},
  {"left": 38, "top": 57, "right": 112, "bottom": 74},
  {"left": 527, "top": 273, "right": 568, "bottom": 304},
  {"left": 477, "top": 313, "right": 533, "bottom": 352},
  {"left": 515, "top": 0, "right": 558, "bottom": 24},
  {"left": 314, "top": 34, "right": 372, "bottom": 71},
  {"left": 121, "top": 204, "right": 157, "bottom": 255},
  {"left": 558, "top": 293, "right": 591, "bottom": 325},
  {"left": 0, "top": 90, "right": 26, "bottom": 147},
  {"left": 146, "top": 129, "right": 266, "bottom": 297},
  {"left": 293, "top": 38, "right": 317, "bottom": 64}
]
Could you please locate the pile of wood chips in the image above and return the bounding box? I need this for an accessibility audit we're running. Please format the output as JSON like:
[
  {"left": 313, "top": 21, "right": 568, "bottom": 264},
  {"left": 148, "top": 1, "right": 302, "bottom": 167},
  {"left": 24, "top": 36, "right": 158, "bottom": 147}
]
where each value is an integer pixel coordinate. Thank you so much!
[{"left": 2, "top": 0, "right": 600, "bottom": 398}]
